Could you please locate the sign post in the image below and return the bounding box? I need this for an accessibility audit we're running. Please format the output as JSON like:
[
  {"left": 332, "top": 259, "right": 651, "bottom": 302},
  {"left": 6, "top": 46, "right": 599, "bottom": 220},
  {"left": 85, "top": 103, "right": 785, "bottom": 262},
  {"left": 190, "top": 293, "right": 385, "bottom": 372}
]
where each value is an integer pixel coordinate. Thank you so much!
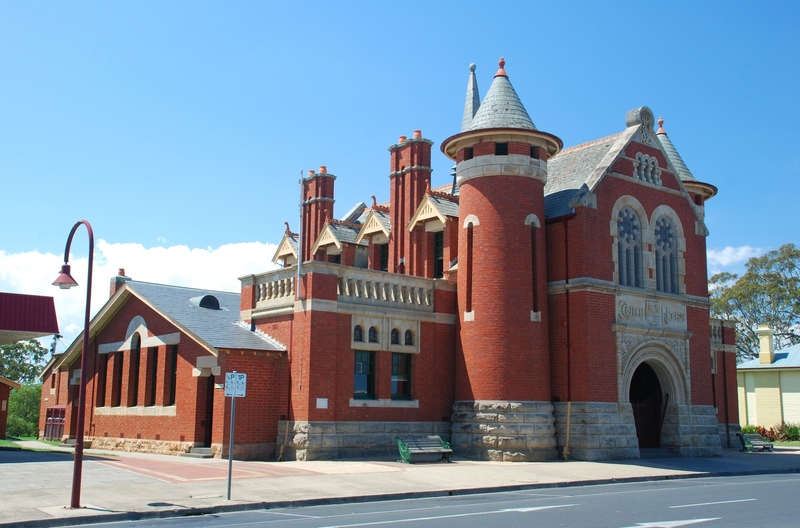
[{"left": 224, "top": 371, "right": 246, "bottom": 500}]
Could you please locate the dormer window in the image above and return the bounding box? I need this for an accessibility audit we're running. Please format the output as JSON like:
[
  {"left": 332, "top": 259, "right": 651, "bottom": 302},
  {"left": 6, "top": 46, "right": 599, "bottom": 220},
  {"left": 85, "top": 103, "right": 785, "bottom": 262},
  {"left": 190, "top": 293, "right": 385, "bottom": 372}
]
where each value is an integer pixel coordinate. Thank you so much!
[{"left": 495, "top": 142, "right": 508, "bottom": 156}]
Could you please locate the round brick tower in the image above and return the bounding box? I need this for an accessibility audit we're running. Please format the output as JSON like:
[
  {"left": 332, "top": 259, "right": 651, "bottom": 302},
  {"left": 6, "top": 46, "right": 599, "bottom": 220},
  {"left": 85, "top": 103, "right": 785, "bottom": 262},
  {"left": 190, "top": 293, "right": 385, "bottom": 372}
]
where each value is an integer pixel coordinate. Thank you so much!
[{"left": 441, "top": 59, "right": 563, "bottom": 461}]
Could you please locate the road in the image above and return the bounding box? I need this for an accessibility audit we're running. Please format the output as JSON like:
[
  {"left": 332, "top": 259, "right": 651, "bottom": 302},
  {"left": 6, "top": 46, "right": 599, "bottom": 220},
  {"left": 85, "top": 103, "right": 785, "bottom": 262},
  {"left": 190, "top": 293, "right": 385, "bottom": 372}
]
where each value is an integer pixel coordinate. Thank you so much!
[{"left": 88, "top": 473, "right": 800, "bottom": 527}]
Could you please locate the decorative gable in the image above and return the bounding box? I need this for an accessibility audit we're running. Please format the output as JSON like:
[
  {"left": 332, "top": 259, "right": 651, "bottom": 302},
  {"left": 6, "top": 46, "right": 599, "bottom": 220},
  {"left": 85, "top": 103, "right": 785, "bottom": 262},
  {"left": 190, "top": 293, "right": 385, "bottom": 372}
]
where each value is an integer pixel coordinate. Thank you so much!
[
  {"left": 407, "top": 193, "right": 458, "bottom": 232},
  {"left": 311, "top": 224, "right": 342, "bottom": 255},
  {"left": 272, "top": 233, "right": 299, "bottom": 265},
  {"left": 355, "top": 209, "right": 391, "bottom": 244}
]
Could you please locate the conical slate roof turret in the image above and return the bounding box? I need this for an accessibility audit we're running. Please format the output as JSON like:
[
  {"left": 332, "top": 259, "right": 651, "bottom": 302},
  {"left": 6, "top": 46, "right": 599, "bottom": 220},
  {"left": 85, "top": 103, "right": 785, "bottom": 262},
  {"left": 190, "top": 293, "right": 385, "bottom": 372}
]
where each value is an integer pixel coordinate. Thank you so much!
[
  {"left": 461, "top": 63, "right": 481, "bottom": 131},
  {"left": 656, "top": 117, "right": 696, "bottom": 183},
  {"left": 656, "top": 117, "right": 717, "bottom": 199},
  {"left": 467, "top": 58, "right": 536, "bottom": 131}
]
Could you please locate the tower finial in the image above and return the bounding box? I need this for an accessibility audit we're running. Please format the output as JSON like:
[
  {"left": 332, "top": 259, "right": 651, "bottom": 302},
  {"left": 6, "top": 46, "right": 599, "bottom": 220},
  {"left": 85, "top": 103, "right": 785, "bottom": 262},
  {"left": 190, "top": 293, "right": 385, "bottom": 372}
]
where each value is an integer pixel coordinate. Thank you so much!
[
  {"left": 657, "top": 116, "right": 666, "bottom": 134},
  {"left": 461, "top": 62, "right": 481, "bottom": 131},
  {"left": 495, "top": 56, "right": 507, "bottom": 77}
]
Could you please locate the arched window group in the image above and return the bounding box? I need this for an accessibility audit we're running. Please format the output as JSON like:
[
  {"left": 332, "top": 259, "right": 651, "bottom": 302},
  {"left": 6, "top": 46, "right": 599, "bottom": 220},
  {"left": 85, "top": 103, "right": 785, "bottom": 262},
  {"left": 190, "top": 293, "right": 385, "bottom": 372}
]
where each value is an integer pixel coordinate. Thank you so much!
[{"left": 613, "top": 199, "right": 684, "bottom": 294}]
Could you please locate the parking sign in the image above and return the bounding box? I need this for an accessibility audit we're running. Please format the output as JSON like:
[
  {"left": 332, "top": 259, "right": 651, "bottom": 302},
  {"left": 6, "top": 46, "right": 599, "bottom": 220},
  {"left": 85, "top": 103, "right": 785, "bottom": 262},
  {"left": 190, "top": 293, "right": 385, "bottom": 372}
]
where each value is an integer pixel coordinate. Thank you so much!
[{"left": 224, "top": 372, "right": 247, "bottom": 397}]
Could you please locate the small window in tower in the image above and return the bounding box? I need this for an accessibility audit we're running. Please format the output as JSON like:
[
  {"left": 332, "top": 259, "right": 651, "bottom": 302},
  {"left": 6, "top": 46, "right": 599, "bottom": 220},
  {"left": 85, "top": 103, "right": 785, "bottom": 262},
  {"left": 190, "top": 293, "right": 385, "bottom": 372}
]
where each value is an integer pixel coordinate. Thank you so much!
[
  {"left": 391, "top": 329, "right": 400, "bottom": 345},
  {"left": 433, "top": 231, "right": 444, "bottom": 279},
  {"left": 530, "top": 146, "right": 539, "bottom": 159},
  {"left": 379, "top": 243, "right": 389, "bottom": 272},
  {"left": 464, "top": 147, "right": 474, "bottom": 160},
  {"left": 368, "top": 326, "right": 379, "bottom": 343},
  {"left": 354, "top": 325, "right": 364, "bottom": 342},
  {"left": 404, "top": 330, "right": 414, "bottom": 346},
  {"left": 495, "top": 142, "right": 508, "bottom": 156}
]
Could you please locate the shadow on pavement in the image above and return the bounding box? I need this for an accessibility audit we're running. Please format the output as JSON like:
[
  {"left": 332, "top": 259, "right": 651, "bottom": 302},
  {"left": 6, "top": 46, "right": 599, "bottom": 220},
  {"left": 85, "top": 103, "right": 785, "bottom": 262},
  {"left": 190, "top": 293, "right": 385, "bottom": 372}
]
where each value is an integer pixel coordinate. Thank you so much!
[{"left": 0, "top": 449, "right": 115, "bottom": 464}]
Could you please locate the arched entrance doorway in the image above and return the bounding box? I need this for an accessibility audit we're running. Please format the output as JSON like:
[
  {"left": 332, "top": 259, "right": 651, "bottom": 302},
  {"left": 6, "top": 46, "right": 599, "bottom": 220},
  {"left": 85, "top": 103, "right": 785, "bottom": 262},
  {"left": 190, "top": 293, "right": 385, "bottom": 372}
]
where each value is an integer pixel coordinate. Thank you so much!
[{"left": 629, "top": 362, "right": 664, "bottom": 448}]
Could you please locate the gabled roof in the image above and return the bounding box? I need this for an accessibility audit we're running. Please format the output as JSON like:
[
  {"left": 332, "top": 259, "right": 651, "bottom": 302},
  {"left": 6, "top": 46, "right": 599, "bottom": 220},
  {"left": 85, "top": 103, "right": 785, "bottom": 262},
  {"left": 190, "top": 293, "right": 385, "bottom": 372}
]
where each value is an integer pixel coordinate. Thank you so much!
[
  {"left": 545, "top": 132, "right": 627, "bottom": 218},
  {"left": 53, "top": 280, "right": 284, "bottom": 371},
  {"left": 738, "top": 343, "right": 800, "bottom": 370},
  {"left": 407, "top": 192, "right": 459, "bottom": 230},
  {"left": 355, "top": 208, "right": 392, "bottom": 244},
  {"left": 311, "top": 221, "right": 367, "bottom": 255},
  {"left": 543, "top": 106, "right": 700, "bottom": 220},
  {"left": 467, "top": 58, "right": 536, "bottom": 132},
  {"left": 272, "top": 231, "right": 299, "bottom": 264},
  {"left": 0, "top": 375, "right": 21, "bottom": 390},
  {"left": 0, "top": 292, "right": 59, "bottom": 345}
]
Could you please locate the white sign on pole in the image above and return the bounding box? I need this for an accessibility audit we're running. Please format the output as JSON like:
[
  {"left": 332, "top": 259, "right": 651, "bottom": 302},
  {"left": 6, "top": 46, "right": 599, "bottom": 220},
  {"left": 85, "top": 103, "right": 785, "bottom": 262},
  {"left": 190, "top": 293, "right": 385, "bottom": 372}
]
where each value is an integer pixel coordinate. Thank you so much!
[{"left": 224, "top": 372, "right": 247, "bottom": 398}]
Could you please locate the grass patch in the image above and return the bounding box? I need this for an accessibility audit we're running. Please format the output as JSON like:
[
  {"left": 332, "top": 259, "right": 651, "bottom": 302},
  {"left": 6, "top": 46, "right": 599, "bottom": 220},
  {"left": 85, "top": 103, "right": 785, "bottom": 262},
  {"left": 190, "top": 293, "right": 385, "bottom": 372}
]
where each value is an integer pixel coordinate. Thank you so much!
[
  {"left": 775, "top": 441, "right": 800, "bottom": 447},
  {"left": 0, "top": 439, "right": 22, "bottom": 449}
]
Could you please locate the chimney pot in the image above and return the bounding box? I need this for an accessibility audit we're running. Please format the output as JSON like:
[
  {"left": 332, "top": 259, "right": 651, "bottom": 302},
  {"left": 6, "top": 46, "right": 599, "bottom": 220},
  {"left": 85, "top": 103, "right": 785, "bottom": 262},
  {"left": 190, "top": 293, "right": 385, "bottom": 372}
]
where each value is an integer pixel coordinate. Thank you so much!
[
  {"left": 413, "top": 130, "right": 422, "bottom": 139},
  {"left": 118, "top": 268, "right": 125, "bottom": 276},
  {"left": 308, "top": 169, "right": 316, "bottom": 176},
  {"left": 398, "top": 135, "right": 407, "bottom": 143},
  {"left": 319, "top": 165, "right": 327, "bottom": 174},
  {"left": 757, "top": 324, "right": 776, "bottom": 364}
]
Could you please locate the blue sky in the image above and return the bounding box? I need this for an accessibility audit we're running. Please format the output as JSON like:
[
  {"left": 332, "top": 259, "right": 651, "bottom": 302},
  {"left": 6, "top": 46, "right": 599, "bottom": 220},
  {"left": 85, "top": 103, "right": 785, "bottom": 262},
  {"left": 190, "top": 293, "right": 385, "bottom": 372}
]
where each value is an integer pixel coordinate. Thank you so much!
[{"left": 1, "top": 2, "right": 798, "bottom": 346}]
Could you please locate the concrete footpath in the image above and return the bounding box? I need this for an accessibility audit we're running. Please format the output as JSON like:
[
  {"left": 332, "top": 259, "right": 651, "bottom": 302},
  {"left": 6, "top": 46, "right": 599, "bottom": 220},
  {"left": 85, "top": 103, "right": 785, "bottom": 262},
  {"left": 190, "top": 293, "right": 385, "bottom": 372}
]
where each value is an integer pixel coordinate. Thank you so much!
[{"left": 2, "top": 440, "right": 799, "bottom": 527}]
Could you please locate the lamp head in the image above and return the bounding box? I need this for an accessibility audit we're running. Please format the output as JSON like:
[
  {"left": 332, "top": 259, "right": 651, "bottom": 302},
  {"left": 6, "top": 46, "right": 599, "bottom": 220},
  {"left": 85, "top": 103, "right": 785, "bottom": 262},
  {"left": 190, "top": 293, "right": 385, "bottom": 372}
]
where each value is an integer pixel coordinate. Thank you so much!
[{"left": 52, "top": 264, "right": 79, "bottom": 289}]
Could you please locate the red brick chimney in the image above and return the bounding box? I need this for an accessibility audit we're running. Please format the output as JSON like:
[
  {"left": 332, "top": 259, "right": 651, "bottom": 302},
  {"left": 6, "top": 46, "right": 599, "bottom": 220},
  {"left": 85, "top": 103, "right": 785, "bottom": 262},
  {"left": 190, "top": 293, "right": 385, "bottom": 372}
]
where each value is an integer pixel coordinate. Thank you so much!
[{"left": 109, "top": 268, "right": 130, "bottom": 297}]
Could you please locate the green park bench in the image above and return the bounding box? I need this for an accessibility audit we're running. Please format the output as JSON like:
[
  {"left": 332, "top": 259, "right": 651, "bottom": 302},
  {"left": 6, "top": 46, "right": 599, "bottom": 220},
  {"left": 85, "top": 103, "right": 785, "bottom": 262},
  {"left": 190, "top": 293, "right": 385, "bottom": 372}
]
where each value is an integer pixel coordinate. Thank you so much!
[
  {"left": 737, "top": 432, "right": 774, "bottom": 452},
  {"left": 396, "top": 435, "right": 453, "bottom": 463}
]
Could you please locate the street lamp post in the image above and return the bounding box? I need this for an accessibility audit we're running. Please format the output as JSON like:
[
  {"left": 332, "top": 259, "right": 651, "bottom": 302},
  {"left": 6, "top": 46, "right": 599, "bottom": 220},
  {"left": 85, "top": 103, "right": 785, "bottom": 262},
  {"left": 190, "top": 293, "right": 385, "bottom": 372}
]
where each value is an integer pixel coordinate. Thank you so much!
[{"left": 52, "top": 220, "right": 94, "bottom": 510}]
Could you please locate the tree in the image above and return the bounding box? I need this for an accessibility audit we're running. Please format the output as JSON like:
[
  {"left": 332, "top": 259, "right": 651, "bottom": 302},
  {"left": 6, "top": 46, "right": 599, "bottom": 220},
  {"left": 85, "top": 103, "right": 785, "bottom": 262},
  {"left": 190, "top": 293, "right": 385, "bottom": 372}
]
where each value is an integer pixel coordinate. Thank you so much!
[
  {"left": 710, "top": 243, "right": 800, "bottom": 361},
  {"left": 7, "top": 384, "right": 42, "bottom": 438},
  {"left": 0, "top": 339, "right": 49, "bottom": 384}
]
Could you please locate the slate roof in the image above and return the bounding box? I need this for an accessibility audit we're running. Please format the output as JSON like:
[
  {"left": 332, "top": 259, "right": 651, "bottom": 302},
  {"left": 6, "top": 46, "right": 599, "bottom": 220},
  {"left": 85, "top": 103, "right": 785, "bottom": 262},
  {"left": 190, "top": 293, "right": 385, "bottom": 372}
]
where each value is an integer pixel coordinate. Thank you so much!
[
  {"left": 126, "top": 281, "right": 284, "bottom": 352},
  {"left": 429, "top": 193, "right": 459, "bottom": 218},
  {"left": 327, "top": 222, "right": 368, "bottom": 246},
  {"left": 467, "top": 64, "right": 536, "bottom": 131},
  {"left": 738, "top": 343, "right": 800, "bottom": 370},
  {"left": 461, "top": 64, "right": 480, "bottom": 131},
  {"left": 371, "top": 209, "right": 392, "bottom": 232},
  {"left": 543, "top": 133, "right": 623, "bottom": 218},
  {"left": 657, "top": 129, "right": 696, "bottom": 183}
]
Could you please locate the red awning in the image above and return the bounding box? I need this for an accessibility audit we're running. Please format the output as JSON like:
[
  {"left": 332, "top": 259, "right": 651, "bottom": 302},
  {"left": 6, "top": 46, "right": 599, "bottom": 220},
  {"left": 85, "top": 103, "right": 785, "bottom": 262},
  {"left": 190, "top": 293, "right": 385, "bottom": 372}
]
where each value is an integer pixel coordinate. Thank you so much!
[{"left": 0, "top": 292, "right": 59, "bottom": 345}]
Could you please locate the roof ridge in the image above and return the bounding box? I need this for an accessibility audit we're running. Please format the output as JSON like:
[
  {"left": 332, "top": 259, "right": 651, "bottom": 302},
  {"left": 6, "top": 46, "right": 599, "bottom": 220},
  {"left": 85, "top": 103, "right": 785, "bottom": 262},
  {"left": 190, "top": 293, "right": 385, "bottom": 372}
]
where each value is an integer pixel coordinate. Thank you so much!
[
  {"left": 129, "top": 280, "right": 237, "bottom": 295},
  {"left": 329, "top": 218, "right": 362, "bottom": 229},
  {"left": 427, "top": 188, "right": 459, "bottom": 202},
  {"left": 557, "top": 132, "right": 623, "bottom": 156}
]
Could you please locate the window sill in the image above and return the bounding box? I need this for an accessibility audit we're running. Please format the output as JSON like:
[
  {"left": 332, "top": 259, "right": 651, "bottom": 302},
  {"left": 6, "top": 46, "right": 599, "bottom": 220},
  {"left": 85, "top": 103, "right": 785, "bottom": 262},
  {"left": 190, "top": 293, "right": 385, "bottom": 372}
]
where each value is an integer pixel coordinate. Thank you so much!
[
  {"left": 95, "top": 405, "right": 177, "bottom": 417},
  {"left": 349, "top": 398, "right": 419, "bottom": 408}
]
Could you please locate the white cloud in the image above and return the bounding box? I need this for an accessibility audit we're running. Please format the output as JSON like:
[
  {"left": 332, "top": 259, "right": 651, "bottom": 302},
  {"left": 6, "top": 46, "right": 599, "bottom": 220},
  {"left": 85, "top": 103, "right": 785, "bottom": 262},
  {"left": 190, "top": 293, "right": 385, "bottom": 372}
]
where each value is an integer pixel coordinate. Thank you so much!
[
  {"left": 0, "top": 240, "right": 279, "bottom": 351},
  {"left": 707, "top": 245, "right": 763, "bottom": 274}
]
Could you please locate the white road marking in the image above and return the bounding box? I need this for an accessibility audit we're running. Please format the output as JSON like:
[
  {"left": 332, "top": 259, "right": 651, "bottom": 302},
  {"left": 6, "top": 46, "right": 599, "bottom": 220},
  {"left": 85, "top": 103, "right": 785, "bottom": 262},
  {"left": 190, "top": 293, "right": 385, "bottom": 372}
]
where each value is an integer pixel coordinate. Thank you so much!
[
  {"left": 319, "top": 503, "right": 577, "bottom": 527},
  {"left": 670, "top": 498, "right": 756, "bottom": 509},
  {"left": 620, "top": 519, "right": 721, "bottom": 528}
]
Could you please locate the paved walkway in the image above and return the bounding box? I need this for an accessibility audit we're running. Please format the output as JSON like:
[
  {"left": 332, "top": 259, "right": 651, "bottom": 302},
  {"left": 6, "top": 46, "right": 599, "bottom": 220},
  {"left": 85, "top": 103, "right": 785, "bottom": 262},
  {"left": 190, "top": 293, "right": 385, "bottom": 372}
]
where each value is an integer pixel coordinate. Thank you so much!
[{"left": 2, "top": 440, "right": 799, "bottom": 527}]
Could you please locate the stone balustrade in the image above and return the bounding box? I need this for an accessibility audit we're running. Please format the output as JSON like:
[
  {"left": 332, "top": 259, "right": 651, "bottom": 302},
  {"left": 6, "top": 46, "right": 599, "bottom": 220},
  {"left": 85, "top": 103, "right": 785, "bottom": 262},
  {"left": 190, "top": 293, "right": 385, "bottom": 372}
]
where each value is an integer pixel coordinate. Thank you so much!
[
  {"left": 710, "top": 318, "right": 723, "bottom": 344},
  {"left": 336, "top": 268, "right": 434, "bottom": 312},
  {"left": 252, "top": 268, "right": 296, "bottom": 311}
]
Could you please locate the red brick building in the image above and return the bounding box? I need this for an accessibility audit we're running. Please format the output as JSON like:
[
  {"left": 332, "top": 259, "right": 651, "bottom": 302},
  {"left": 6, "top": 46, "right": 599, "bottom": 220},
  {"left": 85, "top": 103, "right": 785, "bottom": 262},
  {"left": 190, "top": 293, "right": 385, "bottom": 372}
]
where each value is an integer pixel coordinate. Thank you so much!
[{"left": 41, "top": 59, "right": 738, "bottom": 461}]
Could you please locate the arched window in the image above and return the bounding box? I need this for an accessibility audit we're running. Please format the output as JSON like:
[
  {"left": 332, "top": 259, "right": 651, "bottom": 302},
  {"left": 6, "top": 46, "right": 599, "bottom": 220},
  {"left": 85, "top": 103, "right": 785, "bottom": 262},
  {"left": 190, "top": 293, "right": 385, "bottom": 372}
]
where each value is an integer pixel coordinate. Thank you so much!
[
  {"left": 368, "top": 326, "right": 378, "bottom": 343},
  {"left": 618, "top": 207, "right": 642, "bottom": 287},
  {"left": 404, "top": 330, "right": 413, "bottom": 346},
  {"left": 655, "top": 216, "right": 678, "bottom": 293},
  {"left": 353, "top": 325, "right": 364, "bottom": 342},
  {"left": 391, "top": 329, "right": 400, "bottom": 345}
]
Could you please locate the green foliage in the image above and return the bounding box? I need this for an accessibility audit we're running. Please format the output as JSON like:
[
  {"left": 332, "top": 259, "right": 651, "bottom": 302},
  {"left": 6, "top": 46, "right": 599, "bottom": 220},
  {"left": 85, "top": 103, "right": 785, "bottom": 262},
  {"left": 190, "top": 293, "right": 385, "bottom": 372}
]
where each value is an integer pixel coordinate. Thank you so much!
[
  {"left": 0, "top": 340, "right": 49, "bottom": 384},
  {"left": 709, "top": 243, "right": 800, "bottom": 361},
  {"left": 741, "top": 424, "right": 758, "bottom": 434},
  {"left": 7, "top": 384, "right": 42, "bottom": 438}
]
